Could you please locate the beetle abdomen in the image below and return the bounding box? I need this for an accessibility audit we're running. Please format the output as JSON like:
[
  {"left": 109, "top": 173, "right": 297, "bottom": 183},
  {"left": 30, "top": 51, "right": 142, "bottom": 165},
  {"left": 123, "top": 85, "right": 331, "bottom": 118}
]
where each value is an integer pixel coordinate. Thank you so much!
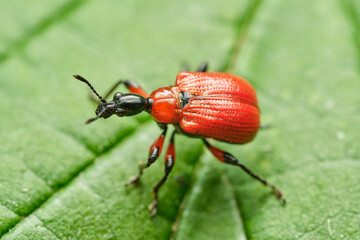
[{"left": 176, "top": 72, "right": 260, "bottom": 144}]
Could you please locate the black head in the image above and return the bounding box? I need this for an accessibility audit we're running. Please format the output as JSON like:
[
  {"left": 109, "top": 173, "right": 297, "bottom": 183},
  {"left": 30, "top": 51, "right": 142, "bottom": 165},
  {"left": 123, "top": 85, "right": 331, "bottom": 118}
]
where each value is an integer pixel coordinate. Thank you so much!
[{"left": 73, "top": 75, "right": 147, "bottom": 124}]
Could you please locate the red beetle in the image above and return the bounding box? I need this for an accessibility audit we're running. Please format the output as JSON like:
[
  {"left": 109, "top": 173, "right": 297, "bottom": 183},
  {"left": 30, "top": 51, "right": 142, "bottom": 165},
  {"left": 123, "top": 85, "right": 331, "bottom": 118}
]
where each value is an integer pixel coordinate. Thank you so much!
[{"left": 74, "top": 63, "right": 285, "bottom": 217}]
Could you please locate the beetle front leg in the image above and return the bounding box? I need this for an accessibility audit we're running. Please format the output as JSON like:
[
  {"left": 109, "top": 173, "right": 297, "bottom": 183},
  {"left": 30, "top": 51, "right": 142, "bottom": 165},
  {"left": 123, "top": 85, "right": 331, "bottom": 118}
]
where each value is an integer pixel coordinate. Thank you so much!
[
  {"left": 90, "top": 79, "right": 148, "bottom": 103},
  {"left": 125, "top": 126, "right": 168, "bottom": 186},
  {"left": 149, "top": 131, "right": 176, "bottom": 218},
  {"left": 104, "top": 79, "right": 149, "bottom": 99},
  {"left": 203, "top": 139, "right": 286, "bottom": 203}
]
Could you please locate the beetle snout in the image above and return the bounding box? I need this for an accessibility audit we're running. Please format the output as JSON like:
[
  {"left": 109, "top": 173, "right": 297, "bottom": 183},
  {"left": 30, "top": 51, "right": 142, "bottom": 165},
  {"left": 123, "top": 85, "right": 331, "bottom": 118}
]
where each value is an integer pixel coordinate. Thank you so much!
[{"left": 95, "top": 102, "right": 115, "bottom": 119}]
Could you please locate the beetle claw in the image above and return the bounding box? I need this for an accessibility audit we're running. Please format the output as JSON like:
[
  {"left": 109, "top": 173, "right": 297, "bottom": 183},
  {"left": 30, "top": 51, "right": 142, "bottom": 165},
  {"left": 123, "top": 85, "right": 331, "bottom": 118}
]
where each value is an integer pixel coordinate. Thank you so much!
[
  {"left": 148, "top": 200, "right": 158, "bottom": 218},
  {"left": 276, "top": 190, "right": 287, "bottom": 204},
  {"left": 125, "top": 161, "right": 146, "bottom": 187},
  {"left": 125, "top": 176, "right": 140, "bottom": 187},
  {"left": 271, "top": 185, "right": 286, "bottom": 204}
]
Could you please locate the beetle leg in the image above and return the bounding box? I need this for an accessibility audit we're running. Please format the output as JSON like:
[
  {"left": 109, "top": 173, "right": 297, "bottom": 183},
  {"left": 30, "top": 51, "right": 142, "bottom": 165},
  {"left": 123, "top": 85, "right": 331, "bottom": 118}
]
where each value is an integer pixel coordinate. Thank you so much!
[
  {"left": 182, "top": 64, "right": 190, "bottom": 72},
  {"left": 125, "top": 126, "right": 168, "bottom": 187},
  {"left": 203, "top": 139, "right": 286, "bottom": 203},
  {"left": 106, "top": 79, "right": 149, "bottom": 99},
  {"left": 90, "top": 79, "right": 148, "bottom": 102},
  {"left": 182, "top": 62, "right": 208, "bottom": 72},
  {"left": 196, "top": 62, "right": 208, "bottom": 72},
  {"left": 149, "top": 131, "right": 176, "bottom": 218}
]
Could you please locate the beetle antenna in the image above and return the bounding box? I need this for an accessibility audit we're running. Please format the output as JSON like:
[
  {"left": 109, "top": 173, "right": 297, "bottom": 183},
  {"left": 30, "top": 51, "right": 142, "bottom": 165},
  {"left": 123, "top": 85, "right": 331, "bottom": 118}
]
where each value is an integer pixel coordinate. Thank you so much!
[
  {"left": 85, "top": 115, "right": 100, "bottom": 124},
  {"left": 85, "top": 108, "right": 107, "bottom": 124},
  {"left": 73, "top": 74, "right": 106, "bottom": 103}
]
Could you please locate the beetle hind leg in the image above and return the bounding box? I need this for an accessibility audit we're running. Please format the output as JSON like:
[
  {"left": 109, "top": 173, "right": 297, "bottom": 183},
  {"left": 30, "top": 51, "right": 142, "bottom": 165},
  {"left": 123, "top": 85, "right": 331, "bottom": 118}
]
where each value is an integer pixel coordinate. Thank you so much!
[
  {"left": 196, "top": 62, "right": 208, "bottom": 72},
  {"left": 203, "top": 139, "right": 286, "bottom": 203},
  {"left": 181, "top": 62, "right": 208, "bottom": 72},
  {"left": 149, "top": 131, "right": 176, "bottom": 218}
]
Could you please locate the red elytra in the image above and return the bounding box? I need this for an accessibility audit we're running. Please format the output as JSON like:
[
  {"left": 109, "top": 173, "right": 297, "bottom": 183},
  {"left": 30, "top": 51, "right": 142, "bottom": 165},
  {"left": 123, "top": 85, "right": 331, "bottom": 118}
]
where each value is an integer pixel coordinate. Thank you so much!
[
  {"left": 149, "top": 72, "right": 260, "bottom": 143},
  {"left": 74, "top": 63, "right": 284, "bottom": 218}
]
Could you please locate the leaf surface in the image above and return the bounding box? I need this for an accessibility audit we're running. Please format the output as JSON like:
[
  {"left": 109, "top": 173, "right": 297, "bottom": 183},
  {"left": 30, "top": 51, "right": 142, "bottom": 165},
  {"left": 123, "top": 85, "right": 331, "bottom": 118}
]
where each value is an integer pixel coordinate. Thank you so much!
[{"left": 1, "top": 0, "right": 359, "bottom": 239}]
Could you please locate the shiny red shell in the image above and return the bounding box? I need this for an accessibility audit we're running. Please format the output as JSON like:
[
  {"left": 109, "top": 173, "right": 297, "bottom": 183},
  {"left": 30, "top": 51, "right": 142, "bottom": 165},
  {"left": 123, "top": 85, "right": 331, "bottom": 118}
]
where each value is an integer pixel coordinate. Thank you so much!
[{"left": 149, "top": 72, "right": 260, "bottom": 144}]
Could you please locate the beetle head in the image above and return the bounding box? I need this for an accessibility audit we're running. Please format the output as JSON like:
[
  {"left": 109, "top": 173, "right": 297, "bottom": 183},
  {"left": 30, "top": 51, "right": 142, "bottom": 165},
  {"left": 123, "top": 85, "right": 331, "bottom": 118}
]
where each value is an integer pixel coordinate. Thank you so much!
[
  {"left": 90, "top": 92, "right": 147, "bottom": 122},
  {"left": 73, "top": 74, "right": 147, "bottom": 124}
]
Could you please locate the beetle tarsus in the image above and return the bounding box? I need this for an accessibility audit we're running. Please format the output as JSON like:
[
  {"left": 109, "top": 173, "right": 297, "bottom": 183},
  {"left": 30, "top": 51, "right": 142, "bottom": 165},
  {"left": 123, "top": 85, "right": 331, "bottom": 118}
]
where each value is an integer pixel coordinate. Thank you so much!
[
  {"left": 148, "top": 199, "right": 158, "bottom": 218},
  {"left": 181, "top": 62, "right": 208, "bottom": 72},
  {"left": 203, "top": 139, "right": 286, "bottom": 204},
  {"left": 196, "top": 62, "right": 208, "bottom": 72},
  {"left": 224, "top": 152, "right": 286, "bottom": 204},
  {"left": 125, "top": 176, "right": 139, "bottom": 187},
  {"left": 125, "top": 161, "right": 146, "bottom": 187},
  {"left": 272, "top": 185, "right": 286, "bottom": 204}
]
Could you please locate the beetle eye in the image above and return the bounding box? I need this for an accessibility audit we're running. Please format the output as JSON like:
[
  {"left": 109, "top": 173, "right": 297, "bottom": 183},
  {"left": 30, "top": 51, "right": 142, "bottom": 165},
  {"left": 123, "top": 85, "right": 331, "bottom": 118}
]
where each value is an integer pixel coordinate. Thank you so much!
[{"left": 114, "top": 92, "right": 122, "bottom": 100}]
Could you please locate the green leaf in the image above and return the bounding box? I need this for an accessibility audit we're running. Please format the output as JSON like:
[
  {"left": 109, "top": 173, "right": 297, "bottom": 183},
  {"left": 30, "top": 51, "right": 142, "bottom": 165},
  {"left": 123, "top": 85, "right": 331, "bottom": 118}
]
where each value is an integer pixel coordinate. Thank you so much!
[{"left": 1, "top": 0, "right": 359, "bottom": 239}]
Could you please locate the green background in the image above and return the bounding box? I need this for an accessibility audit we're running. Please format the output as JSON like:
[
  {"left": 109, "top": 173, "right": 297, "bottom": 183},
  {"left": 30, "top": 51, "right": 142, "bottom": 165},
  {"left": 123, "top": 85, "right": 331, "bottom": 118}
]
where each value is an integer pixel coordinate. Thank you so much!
[{"left": 0, "top": 0, "right": 359, "bottom": 239}]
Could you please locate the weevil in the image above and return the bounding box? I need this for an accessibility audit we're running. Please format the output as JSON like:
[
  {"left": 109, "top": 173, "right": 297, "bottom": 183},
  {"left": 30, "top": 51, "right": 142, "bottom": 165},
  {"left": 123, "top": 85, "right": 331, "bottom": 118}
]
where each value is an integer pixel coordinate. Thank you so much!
[{"left": 74, "top": 63, "right": 285, "bottom": 217}]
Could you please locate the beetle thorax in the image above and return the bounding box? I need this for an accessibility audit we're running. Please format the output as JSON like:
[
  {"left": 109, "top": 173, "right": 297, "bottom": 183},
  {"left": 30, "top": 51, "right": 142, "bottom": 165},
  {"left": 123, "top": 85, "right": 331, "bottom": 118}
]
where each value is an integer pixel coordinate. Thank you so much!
[{"left": 149, "top": 86, "right": 180, "bottom": 124}]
